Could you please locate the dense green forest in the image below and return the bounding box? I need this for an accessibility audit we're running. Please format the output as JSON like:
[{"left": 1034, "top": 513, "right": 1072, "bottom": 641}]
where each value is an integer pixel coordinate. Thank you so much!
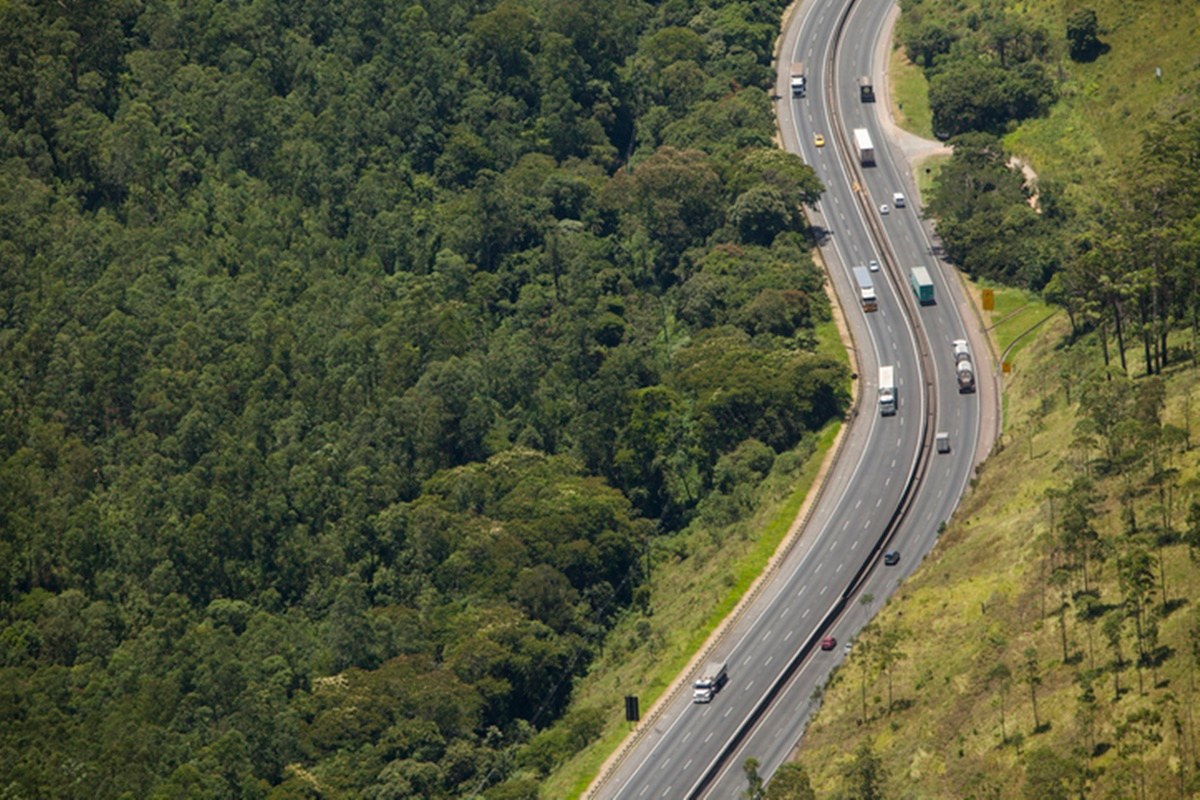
[{"left": 0, "top": 0, "right": 844, "bottom": 797}]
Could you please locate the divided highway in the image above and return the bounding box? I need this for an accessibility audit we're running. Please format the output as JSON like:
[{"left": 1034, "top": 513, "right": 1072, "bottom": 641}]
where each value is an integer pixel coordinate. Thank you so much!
[{"left": 586, "top": 0, "right": 992, "bottom": 797}]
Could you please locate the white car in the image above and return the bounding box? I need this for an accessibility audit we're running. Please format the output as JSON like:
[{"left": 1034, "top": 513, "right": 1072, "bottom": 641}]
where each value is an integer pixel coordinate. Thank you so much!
[
  {"left": 868, "top": 258, "right": 879, "bottom": 272},
  {"left": 880, "top": 204, "right": 890, "bottom": 215}
]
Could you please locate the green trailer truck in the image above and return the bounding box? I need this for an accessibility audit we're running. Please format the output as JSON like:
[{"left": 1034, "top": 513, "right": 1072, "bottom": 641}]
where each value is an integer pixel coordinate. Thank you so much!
[{"left": 909, "top": 266, "right": 934, "bottom": 305}]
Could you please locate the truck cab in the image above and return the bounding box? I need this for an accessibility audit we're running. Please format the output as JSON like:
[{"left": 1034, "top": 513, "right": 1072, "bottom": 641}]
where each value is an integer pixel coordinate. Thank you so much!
[{"left": 692, "top": 660, "right": 728, "bottom": 703}]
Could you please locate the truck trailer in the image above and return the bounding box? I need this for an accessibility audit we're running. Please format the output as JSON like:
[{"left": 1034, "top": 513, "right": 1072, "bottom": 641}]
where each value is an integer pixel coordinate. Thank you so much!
[
  {"left": 879, "top": 365, "right": 896, "bottom": 416},
  {"left": 853, "top": 128, "right": 875, "bottom": 166},
  {"left": 693, "top": 660, "right": 728, "bottom": 703},
  {"left": 852, "top": 266, "right": 878, "bottom": 312},
  {"left": 956, "top": 359, "right": 976, "bottom": 393},
  {"left": 951, "top": 338, "right": 976, "bottom": 392},
  {"left": 909, "top": 266, "right": 934, "bottom": 305},
  {"left": 790, "top": 62, "right": 806, "bottom": 97},
  {"left": 952, "top": 338, "right": 971, "bottom": 364}
]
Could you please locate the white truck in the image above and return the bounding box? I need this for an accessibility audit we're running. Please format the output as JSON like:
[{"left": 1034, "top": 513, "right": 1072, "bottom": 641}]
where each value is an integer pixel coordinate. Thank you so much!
[
  {"left": 851, "top": 266, "right": 877, "bottom": 312},
  {"left": 952, "top": 339, "right": 976, "bottom": 393},
  {"left": 879, "top": 365, "right": 896, "bottom": 416},
  {"left": 853, "top": 128, "right": 875, "bottom": 166},
  {"left": 790, "top": 62, "right": 806, "bottom": 97},
  {"left": 693, "top": 660, "right": 728, "bottom": 703}
]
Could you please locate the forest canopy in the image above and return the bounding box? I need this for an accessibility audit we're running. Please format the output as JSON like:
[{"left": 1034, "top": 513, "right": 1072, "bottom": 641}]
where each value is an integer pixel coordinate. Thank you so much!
[{"left": 0, "top": 0, "right": 842, "bottom": 797}]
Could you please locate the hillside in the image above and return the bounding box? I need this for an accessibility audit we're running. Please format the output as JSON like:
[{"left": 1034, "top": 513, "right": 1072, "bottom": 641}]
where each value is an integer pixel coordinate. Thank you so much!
[
  {"left": 798, "top": 292, "right": 1200, "bottom": 798},
  {"left": 788, "top": 0, "right": 1200, "bottom": 797}
]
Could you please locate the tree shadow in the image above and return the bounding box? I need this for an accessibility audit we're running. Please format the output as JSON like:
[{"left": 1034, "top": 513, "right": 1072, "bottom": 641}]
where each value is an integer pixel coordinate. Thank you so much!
[
  {"left": 1075, "top": 596, "right": 1116, "bottom": 620},
  {"left": 1093, "top": 741, "right": 1111, "bottom": 758},
  {"left": 1161, "top": 597, "right": 1189, "bottom": 617},
  {"left": 1146, "top": 645, "right": 1174, "bottom": 669},
  {"left": 1073, "top": 42, "right": 1110, "bottom": 64},
  {"left": 1033, "top": 721, "right": 1052, "bottom": 735}
]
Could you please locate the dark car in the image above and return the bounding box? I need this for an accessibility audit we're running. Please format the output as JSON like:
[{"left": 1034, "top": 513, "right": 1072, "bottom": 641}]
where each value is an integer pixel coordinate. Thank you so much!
[
  {"left": 884, "top": 550, "right": 901, "bottom": 566},
  {"left": 820, "top": 635, "right": 837, "bottom": 651}
]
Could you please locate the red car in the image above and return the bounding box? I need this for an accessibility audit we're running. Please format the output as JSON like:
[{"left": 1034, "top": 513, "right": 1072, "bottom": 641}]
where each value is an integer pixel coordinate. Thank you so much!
[{"left": 820, "top": 636, "right": 837, "bottom": 651}]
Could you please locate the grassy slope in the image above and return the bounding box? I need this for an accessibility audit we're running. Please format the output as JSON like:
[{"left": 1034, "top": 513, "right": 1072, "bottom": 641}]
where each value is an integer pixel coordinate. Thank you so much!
[
  {"left": 799, "top": 293, "right": 1200, "bottom": 799},
  {"left": 793, "top": 5, "right": 1200, "bottom": 798},
  {"left": 1005, "top": 1, "right": 1200, "bottom": 199}
]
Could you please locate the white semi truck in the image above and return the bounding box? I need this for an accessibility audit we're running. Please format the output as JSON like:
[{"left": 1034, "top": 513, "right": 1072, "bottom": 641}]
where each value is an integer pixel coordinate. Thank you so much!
[
  {"left": 693, "top": 660, "right": 728, "bottom": 703},
  {"left": 852, "top": 266, "right": 877, "bottom": 312},
  {"left": 853, "top": 128, "right": 875, "bottom": 166},
  {"left": 879, "top": 365, "right": 896, "bottom": 416}
]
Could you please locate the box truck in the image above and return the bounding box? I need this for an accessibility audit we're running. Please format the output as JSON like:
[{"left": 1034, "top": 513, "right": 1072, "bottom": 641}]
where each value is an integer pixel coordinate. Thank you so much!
[
  {"left": 853, "top": 128, "right": 875, "bottom": 166},
  {"left": 909, "top": 266, "right": 934, "bottom": 305},
  {"left": 790, "top": 62, "right": 806, "bottom": 97},
  {"left": 879, "top": 365, "right": 896, "bottom": 416}
]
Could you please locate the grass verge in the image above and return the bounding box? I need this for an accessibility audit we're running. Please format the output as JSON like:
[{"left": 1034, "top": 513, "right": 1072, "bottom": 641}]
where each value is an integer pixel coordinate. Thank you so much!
[{"left": 888, "top": 42, "right": 933, "bottom": 138}]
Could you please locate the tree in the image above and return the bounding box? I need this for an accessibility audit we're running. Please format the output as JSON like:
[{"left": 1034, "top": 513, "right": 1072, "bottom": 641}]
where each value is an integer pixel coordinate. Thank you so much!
[
  {"left": 988, "top": 661, "right": 1014, "bottom": 744},
  {"left": 903, "top": 22, "right": 955, "bottom": 68},
  {"left": 1184, "top": 499, "right": 1200, "bottom": 562},
  {"left": 604, "top": 146, "right": 724, "bottom": 282},
  {"left": 726, "top": 148, "right": 824, "bottom": 206},
  {"left": 926, "top": 132, "right": 1062, "bottom": 289},
  {"left": 929, "top": 59, "right": 1054, "bottom": 138},
  {"left": 1023, "top": 647, "right": 1044, "bottom": 731},
  {"left": 1118, "top": 545, "right": 1156, "bottom": 694},
  {"left": 1058, "top": 476, "right": 1103, "bottom": 593},
  {"left": 846, "top": 739, "right": 886, "bottom": 800},
  {"left": 1023, "top": 746, "right": 1081, "bottom": 800},
  {"left": 1066, "top": 9, "right": 1103, "bottom": 62},
  {"left": 1116, "top": 706, "right": 1163, "bottom": 800},
  {"left": 764, "top": 762, "right": 816, "bottom": 800},
  {"left": 613, "top": 384, "right": 700, "bottom": 522},
  {"left": 856, "top": 625, "right": 876, "bottom": 723},
  {"left": 729, "top": 186, "right": 803, "bottom": 246},
  {"left": 742, "top": 757, "right": 765, "bottom": 800},
  {"left": 875, "top": 627, "right": 907, "bottom": 713},
  {"left": 1049, "top": 566, "right": 1072, "bottom": 662},
  {"left": 1103, "top": 609, "right": 1128, "bottom": 699}
]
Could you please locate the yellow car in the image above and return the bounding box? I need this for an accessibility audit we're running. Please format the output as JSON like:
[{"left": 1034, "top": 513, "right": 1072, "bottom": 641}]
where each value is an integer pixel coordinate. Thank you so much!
[{"left": 813, "top": 133, "right": 826, "bottom": 147}]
